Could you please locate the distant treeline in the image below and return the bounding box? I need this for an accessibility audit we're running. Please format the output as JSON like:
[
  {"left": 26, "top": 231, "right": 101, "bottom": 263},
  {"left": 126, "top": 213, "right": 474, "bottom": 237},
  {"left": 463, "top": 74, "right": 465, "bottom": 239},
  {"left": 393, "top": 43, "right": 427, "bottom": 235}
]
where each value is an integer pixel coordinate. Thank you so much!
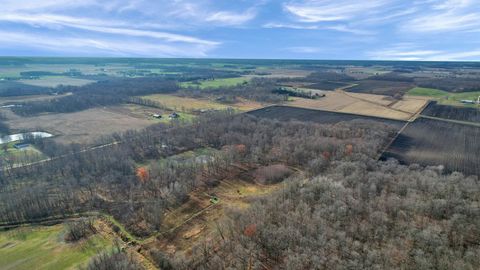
[
  {"left": 0, "top": 81, "right": 56, "bottom": 97},
  {"left": 415, "top": 77, "right": 480, "bottom": 92},
  {"left": 179, "top": 78, "right": 287, "bottom": 103},
  {"left": 11, "top": 77, "right": 178, "bottom": 116},
  {"left": 272, "top": 87, "right": 322, "bottom": 99}
]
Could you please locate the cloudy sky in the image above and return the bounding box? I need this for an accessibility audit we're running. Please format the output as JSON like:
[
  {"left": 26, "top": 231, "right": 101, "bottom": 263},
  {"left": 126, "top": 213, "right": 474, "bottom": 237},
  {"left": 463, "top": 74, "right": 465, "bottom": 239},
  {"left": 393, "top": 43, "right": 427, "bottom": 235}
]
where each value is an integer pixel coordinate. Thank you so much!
[{"left": 0, "top": 0, "right": 479, "bottom": 60}]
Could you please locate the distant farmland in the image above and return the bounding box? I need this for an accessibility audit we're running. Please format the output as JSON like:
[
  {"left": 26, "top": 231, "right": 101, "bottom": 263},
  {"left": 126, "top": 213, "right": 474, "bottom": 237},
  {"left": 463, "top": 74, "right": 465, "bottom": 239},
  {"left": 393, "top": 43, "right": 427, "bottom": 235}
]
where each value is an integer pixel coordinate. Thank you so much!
[
  {"left": 247, "top": 105, "right": 406, "bottom": 129},
  {"left": 180, "top": 77, "right": 249, "bottom": 89},
  {"left": 381, "top": 117, "right": 480, "bottom": 176}
]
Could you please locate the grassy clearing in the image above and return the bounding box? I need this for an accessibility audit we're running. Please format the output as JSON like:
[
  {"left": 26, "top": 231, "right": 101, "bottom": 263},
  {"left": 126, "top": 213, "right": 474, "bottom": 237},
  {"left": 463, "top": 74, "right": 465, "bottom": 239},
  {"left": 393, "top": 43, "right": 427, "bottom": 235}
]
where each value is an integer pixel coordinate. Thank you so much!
[
  {"left": 18, "top": 76, "right": 95, "bottom": 87},
  {"left": 407, "top": 87, "right": 449, "bottom": 97},
  {"left": 0, "top": 223, "right": 113, "bottom": 270},
  {"left": 180, "top": 77, "right": 249, "bottom": 89},
  {"left": 407, "top": 87, "right": 480, "bottom": 106},
  {"left": 154, "top": 112, "right": 196, "bottom": 124},
  {"left": 141, "top": 94, "right": 264, "bottom": 114},
  {"left": 142, "top": 94, "right": 229, "bottom": 112}
]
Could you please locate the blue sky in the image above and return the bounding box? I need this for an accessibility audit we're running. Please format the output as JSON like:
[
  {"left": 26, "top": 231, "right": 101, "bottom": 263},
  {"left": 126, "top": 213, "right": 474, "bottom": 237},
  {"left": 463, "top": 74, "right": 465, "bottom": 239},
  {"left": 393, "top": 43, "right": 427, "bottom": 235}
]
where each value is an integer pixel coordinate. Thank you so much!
[{"left": 0, "top": 0, "right": 479, "bottom": 60}]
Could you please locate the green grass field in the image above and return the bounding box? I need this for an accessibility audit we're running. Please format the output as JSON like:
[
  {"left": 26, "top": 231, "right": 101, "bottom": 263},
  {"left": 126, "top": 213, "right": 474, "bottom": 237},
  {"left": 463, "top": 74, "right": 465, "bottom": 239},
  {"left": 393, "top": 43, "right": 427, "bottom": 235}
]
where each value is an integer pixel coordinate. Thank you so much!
[
  {"left": 142, "top": 94, "right": 230, "bottom": 112},
  {"left": 0, "top": 223, "right": 113, "bottom": 270},
  {"left": 407, "top": 87, "right": 480, "bottom": 106},
  {"left": 180, "top": 77, "right": 249, "bottom": 89}
]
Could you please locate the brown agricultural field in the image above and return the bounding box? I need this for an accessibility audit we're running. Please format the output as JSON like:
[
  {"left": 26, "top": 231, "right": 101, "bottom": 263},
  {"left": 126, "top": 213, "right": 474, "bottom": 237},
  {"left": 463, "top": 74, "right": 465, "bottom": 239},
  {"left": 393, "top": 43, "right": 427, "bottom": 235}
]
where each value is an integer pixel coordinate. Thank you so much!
[
  {"left": 5, "top": 106, "right": 155, "bottom": 144},
  {"left": 287, "top": 90, "right": 426, "bottom": 121},
  {"left": 390, "top": 97, "right": 430, "bottom": 114},
  {"left": 0, "top": 93, "right": 72, "bottom": 105}
]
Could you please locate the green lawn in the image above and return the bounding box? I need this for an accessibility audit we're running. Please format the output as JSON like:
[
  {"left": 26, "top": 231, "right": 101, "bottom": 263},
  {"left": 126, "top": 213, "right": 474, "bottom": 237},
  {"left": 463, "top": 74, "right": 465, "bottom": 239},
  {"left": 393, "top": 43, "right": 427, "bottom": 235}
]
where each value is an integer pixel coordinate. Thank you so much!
[
  {"left": 407, "top": 87, "right": 480, "bottom": 106},
  {"left": 0, "top": 143, "right": 45, "bottom": 166},
  {"left": 0, "top": 223, "right": 113, "bottom": 270},
  {"left": 407, "top": 87, "right": 449, "bottom": 97},
  {"left": 180, "top": 77, "right": 249, "bottom": 89}
]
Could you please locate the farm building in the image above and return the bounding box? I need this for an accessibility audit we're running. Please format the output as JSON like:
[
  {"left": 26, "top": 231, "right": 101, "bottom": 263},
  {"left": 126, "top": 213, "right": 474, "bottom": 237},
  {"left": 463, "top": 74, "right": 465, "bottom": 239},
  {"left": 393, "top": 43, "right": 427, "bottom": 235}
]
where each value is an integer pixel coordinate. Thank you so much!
[
  {"left": 13, "top": 143, "right": 30, "bottom": 149},
  {"left": 152, "top": 113, "right": 162, "bottom": 119},
  {"left": 169, "top": 112, "right": 180, "bottom": 119}
]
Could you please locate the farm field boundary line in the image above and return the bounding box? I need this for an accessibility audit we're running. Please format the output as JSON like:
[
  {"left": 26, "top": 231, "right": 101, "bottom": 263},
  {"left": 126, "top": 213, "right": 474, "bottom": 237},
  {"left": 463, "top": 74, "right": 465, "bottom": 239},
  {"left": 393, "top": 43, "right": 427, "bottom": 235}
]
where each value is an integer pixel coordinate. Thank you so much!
[
  {"left": 338, "top": 89, "right": 413, "bottom": 115},
  {"left": 376, "top": 121, "right": 411, "bottom": 161},
  {"left": 419, "top": 115, "right": 480, "bottom": 128},
  {"left": 409, "top": 100, "right": 432, "bottom": 122}
]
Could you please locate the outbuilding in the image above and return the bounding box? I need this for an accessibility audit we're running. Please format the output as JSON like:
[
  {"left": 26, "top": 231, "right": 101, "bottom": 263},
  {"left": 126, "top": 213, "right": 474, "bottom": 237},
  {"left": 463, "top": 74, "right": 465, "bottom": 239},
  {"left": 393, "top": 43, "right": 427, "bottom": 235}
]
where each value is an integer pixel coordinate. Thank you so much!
[{"left": 13, "top": 143, "right": 30, "bottom": 149}]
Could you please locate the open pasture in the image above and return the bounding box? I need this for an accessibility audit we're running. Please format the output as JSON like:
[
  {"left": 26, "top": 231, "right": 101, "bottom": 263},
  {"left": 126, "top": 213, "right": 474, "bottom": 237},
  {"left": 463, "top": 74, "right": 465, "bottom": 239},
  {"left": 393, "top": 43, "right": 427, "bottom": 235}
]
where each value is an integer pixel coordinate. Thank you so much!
[
  {"left": 248, "top": 106, "right": 406, "bottom": 129},
  {"left": 142, "top": 94, "right": 230, "bottom": 111},
  {"left": 407, "top": 87, "right": 480, "bottom": 107},
  {"left": 381, "top": 117, "right": 480, "bottom": 176},
  {"left": 141, "top": 94, "right": 264, "bottom": 112},
  {"left": 0, "top": 223, "right": 113, "bottom": 270},
  {"left": 5, "top": 107, "right": 154, "bottom": 144}
]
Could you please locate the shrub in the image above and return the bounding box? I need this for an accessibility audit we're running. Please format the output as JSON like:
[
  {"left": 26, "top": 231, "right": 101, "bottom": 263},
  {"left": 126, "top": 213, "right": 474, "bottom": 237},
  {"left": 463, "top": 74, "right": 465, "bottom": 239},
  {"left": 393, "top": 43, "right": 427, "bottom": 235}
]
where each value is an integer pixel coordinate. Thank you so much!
[{"left": 64, "top": 218, "right": 96, "bottom": 242}]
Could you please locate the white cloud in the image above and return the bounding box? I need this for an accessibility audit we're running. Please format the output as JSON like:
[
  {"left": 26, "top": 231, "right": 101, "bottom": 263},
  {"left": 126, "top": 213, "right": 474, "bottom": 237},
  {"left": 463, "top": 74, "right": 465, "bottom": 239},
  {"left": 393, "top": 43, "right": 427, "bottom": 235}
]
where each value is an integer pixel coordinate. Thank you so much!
[
  {"left": 284, "top": 0, "right": 392, "bottom": 22},
  {"left": 263, "top": 22, "right": 374, "bottom": 35},
  {"left": 404, "top": 0, "right": 480, "bottom": 32},
  {"left": 263, "top": 22, "right": 319, "bottom": 29},
  {"left": 285, "top": 46, "right": 322, "bottom": 53},
  {"left": 206, "top": 9, "right": 257, "bottom": 25},
  {"left": 424, "top": 50, "right": 480, "bottom": 61},
  {"left": 325, "top": 25, "right": 374, "bottom": 35},
  {"left": 0, "top": 30, "right": 214, "bottom": 57},
  {"left": 368, "top": 44, "right": 480, "bottom": 61},
  {"left": 0, "top": 13, "right": 219, "bottom": 45}
]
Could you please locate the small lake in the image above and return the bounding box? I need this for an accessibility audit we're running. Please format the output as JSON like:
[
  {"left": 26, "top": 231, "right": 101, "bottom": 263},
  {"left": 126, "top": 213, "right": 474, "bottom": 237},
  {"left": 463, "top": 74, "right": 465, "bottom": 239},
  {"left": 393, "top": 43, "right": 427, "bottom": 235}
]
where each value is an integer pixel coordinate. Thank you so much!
[{"left": 0, "top": 132, "right": 53, "bottom": 144}]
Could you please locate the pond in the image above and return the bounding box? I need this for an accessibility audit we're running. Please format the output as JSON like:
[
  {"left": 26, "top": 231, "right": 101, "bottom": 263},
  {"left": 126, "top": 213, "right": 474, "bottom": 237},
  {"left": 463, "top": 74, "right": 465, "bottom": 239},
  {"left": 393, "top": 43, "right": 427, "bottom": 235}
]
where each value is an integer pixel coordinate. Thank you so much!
[{"left": 0, "top": 132, "right": 53, "bottom": 144}]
